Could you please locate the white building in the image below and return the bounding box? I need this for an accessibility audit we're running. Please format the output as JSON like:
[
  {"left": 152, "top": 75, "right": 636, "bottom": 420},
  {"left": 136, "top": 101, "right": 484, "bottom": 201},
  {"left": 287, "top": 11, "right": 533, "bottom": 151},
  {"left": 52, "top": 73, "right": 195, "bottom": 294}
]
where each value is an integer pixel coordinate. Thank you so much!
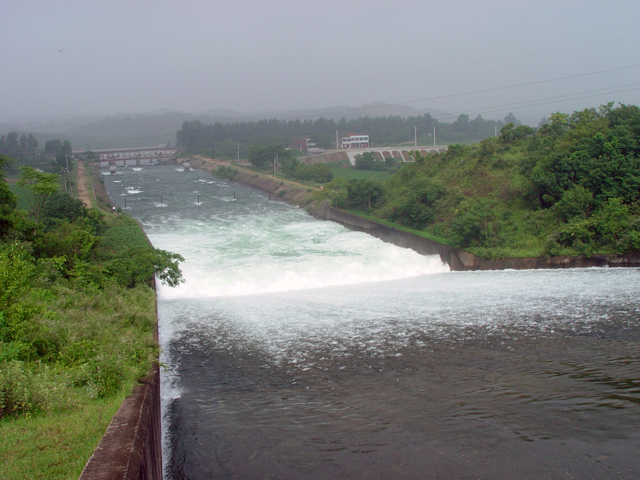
[{"left": 340, "top": 134, "right": 369, "bottom": 149}]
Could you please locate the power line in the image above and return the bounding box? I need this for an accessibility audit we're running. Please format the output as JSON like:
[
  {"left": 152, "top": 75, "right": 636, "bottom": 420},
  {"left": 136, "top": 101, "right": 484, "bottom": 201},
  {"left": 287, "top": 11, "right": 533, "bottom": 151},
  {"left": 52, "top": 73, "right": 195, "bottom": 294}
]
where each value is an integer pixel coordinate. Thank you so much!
[
  {"left": 459, "top": 86, "right": 640, "bottom": 121},
  {"left": 167, "top": 34, "right": 640, "bottom": 112},
  {"left": 300, "top": 87, "right": 640, "bottom": 140},
  {"left": 435, "top": 83, "right": 640, "bottom": 121},
  {"left": 288, "top": 64, "right": 640, "bottom": 122}
]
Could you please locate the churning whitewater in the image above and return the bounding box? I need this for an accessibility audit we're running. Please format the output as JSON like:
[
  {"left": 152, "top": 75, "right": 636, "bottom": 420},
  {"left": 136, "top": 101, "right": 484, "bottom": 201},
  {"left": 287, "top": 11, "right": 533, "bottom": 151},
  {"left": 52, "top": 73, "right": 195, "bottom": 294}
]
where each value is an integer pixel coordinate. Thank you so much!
[
  {"left": 104, "top": 164, "right": 640, "bottom": 480},
  {"left": 109, "top": 166, "right": 448, "bottom": 300},
  {"left": 152, "top": 208, "right": 448, "bottom": 299}
]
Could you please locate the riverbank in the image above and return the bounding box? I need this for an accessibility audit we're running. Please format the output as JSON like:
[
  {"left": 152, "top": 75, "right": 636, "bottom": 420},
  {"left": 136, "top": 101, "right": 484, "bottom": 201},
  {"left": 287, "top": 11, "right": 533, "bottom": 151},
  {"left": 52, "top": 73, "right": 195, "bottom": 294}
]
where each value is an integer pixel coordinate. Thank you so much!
[
  {"left": 193, "top": 155, "right": 640, "bottom": 270},
  {"left": 190, "top": 155, "right": 319, "bottom": 205}
]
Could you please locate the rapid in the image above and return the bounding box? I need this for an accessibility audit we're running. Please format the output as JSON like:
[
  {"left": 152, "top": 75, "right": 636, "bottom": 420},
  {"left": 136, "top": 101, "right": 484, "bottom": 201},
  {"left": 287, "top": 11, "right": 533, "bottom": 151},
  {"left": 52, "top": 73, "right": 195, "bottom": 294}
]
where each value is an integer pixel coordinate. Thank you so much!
[{"left": 104, "top": 164, "right": 640, "bottom": 480}]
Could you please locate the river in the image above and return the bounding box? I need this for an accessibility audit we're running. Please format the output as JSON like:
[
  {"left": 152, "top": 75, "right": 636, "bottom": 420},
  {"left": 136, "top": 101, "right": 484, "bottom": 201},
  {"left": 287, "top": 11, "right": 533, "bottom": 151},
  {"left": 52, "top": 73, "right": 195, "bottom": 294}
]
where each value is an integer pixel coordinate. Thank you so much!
[{"left": 104, "top": 164, "right": 640, "bottom": 479}]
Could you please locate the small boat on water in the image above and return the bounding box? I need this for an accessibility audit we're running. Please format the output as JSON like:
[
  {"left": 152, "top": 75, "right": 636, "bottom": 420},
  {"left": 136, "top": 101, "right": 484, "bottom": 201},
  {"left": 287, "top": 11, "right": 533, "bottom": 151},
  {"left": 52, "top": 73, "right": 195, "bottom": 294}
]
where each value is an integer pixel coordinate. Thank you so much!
[
  {"left": 183, "top": 162, "right": 191, "bottom": 171},
  {"left": 109, "top": 166, "right": 117, "bottom": 175}
]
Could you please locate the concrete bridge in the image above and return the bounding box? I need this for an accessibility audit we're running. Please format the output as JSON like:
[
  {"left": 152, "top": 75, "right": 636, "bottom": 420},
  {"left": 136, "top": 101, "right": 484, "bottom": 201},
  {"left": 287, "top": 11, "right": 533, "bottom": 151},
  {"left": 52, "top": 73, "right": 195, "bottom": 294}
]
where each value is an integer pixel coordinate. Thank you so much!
[
  {"left": 72, "top": 146, "right": 181, "bottom": 166},
  {"left": 300, "top": 145, "right": 448, "bottom": 166}
]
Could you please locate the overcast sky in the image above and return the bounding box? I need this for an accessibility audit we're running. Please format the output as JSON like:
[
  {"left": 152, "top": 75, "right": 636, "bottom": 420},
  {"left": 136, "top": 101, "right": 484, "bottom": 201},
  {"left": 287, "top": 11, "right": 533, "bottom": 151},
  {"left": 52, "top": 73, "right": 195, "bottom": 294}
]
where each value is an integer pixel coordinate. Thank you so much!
[{"left": 3, "top": 0, "right": 640, "bottom": 124}]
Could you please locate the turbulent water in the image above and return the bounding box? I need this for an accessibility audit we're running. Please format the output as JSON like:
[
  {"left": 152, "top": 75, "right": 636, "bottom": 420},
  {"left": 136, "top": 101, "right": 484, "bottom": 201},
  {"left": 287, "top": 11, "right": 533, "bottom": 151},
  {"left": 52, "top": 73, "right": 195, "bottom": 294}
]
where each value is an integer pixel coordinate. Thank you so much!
[{"left": 104, "top": 164, "right": 640, "bottom": 480}]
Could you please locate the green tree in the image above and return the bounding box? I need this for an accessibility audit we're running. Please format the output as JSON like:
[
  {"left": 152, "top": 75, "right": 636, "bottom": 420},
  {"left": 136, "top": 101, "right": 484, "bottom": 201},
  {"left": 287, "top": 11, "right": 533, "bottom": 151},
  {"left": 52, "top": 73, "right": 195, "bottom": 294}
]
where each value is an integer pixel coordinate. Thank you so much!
[
  {"left": 355, "top": 152, "right": 376, "bottom": 170},
  {"left": 391, "top": 179, "right": 446, "bottom": 229},
  {"left": 248, "top": 144, "right": 291, "bottom": 170},
  {"left": 41, "top": 192, "right": 86, "bottom": 228},
  {"left": 108, "top": 247, "right": 185, "bottom": 288},
  {"left": 503, "top": 112, "right": 521, "bottom": 126},
  {"left": 18, "top": 167, "right": 60, "bottom": 224},
  {"left": 0, "top": 155, "right": 17, "bottom": 237},
  {"left": 452, "top": 113, "right": 471, "bottom": 133},
  {"left": 347, "top": 178, "right": 384, "bottom": 210},
  {"left": 555, "top": 185, "right": 593, "bottom": 221},
  {"left": 451, "top": 199, "right": 496, "bottom": 248},
  {"left": 294, "top": 163, "right": 333, "bottom": 183},
  {"left": 26, "top": 133, "right": 39, "bottom": 154},
  {"left": 55, "top": 141, "right": 73, "bottom": 171},
  {"left": 44, "top": 139, "right": 63, "bottom": 155}
]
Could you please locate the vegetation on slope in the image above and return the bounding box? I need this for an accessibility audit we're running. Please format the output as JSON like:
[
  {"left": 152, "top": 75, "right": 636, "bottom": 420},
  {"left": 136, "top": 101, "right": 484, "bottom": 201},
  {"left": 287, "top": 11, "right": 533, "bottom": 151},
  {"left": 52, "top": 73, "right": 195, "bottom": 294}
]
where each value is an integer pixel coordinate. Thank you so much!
[
  {"left": 314, "top": 103, "right": 640, "bottom": 259},
  {"left": 0, "top": 154, "right": 183, "bottom": 478}
]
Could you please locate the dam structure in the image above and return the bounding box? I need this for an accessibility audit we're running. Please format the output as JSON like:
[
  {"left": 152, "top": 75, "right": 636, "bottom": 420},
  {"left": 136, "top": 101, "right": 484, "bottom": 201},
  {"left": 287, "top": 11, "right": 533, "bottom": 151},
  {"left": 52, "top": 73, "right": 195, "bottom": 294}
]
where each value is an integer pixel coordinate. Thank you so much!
[
  {"left": 299, "top": 145, "right": 447, "bottom": 166},
  {"left": 103, "top": 163, "right": 640, "bottom": 479}
]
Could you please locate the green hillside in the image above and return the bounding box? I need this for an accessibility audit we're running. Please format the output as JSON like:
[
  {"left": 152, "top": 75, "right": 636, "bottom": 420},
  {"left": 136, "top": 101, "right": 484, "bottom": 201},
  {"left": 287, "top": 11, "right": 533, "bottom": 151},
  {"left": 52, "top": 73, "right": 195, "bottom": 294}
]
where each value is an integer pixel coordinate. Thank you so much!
[{"left": 323, "top": 103, "right": 640, "bottom": 260}]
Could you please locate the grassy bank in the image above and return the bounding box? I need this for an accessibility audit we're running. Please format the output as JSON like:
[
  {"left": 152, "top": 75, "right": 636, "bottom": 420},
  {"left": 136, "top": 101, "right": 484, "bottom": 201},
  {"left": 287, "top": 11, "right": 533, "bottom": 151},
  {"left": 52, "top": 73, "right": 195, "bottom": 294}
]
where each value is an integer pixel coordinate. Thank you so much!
[
  {"left": 0, "top": 285, "right": 155, "bottom": 479},
  {"left": 1, "top": 388, "right": 130, "bottom": 479},
  {"left": 1, "top": 155, "right": 183, "bottom": 478},
  {"left": 0, "top": 218, "right": 162, "bottom": 478}
]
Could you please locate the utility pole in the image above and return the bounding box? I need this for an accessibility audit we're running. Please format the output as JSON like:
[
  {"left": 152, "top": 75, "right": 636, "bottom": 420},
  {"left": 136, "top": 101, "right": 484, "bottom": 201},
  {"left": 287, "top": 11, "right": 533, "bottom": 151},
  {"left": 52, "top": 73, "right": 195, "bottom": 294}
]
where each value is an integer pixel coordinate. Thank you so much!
[
  {"left": 414, "top": 126, "right": 417, "bottom": 146},
  {"left": 433, "top": 127, "right": 436, "bottom": 146}
]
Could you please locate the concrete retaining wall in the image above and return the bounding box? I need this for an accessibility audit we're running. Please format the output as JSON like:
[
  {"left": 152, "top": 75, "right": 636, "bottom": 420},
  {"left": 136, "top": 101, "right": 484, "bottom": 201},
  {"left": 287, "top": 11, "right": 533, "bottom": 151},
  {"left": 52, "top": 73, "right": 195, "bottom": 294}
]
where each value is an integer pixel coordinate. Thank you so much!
[
  {"left": 79, "top": 223, "right": 164, "bottom": 480},
  {"left": 78, "top": 365, "right": 162, "bottom": 480}
]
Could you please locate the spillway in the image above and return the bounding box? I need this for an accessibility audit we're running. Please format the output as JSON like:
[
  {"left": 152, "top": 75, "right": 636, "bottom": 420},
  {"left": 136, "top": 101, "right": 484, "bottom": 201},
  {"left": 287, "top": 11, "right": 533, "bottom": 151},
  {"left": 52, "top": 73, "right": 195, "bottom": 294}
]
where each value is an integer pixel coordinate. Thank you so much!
[{"left": 104, "top": 164, "right": 640, "bottom": 479}]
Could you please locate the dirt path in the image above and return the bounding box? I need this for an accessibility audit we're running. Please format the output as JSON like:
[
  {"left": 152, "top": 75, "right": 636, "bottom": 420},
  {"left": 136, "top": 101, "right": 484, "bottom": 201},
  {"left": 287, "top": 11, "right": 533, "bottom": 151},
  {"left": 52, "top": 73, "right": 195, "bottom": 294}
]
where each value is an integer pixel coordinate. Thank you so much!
[{"left": 76, "top": 161, "right": 93, "bottom": 208}]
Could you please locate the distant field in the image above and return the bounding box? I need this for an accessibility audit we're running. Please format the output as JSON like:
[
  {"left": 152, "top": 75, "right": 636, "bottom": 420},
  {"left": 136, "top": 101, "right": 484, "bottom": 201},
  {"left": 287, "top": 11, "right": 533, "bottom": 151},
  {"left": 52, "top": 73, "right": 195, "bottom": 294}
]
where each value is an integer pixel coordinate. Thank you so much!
[
  {"left": 330, "top": 167, "right": 393, "bottom": 182},
  {"left": 7, "top": 182, "right": 33, "bottom": 210}
]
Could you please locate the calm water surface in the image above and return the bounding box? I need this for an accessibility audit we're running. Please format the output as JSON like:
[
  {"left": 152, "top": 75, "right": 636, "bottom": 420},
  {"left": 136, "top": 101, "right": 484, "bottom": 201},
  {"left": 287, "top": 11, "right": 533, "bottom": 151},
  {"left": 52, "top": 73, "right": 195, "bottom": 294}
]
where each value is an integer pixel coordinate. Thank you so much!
[{"left": 104, "top": 165, "right": 640, "bottom": 479}]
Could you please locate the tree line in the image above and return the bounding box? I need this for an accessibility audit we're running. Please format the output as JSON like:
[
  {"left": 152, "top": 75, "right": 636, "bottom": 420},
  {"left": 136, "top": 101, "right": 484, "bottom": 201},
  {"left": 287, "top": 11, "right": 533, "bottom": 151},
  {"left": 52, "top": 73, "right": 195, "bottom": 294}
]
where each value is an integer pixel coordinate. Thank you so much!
[
  {"left": 0, "top": 132, "right": 76, "bottom": 172},
  {"left": 176, "top": 112, "right": 518, "bottom": 157}
]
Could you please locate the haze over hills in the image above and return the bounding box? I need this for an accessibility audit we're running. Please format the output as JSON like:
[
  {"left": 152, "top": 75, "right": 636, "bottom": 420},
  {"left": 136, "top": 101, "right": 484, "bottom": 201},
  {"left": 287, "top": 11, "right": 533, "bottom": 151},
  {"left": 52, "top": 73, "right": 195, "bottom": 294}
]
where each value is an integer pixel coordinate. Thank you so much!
[{"left": 0, "top": 103, "right": 453, "bottom": 150}]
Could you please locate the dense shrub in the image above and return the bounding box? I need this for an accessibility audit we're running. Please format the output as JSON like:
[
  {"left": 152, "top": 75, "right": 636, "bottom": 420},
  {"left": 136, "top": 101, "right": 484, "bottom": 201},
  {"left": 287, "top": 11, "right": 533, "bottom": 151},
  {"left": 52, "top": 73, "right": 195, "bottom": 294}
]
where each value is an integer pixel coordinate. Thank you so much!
[
  {"left": 343, "top": 103, "right": 640, "bottom": 259},
  {"left": 215, "top": 165, "right": 238, "bottom": 180},
  {"left": 0, "top": 157, "right": 183, "bottom": 422},
  {"left": 294, "top": 163, "right": 333, "bottom": 183},
  {"left": 0, "top": 361, "right": 64, "bottom": 418}
]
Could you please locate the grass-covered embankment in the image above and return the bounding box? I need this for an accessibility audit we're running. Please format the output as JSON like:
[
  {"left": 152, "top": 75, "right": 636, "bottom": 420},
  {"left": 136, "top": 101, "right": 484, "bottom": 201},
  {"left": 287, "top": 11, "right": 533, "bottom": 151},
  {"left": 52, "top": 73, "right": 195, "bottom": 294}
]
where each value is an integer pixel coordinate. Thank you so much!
[
  {"left": 312, "top": 104, "right": 640, "bottom": 260},
  {"left": 0, "top": 284, "right": 157, "bottom": 479},
  {"left": 0, "top": 155, "right": 183, "bottom": 478}
]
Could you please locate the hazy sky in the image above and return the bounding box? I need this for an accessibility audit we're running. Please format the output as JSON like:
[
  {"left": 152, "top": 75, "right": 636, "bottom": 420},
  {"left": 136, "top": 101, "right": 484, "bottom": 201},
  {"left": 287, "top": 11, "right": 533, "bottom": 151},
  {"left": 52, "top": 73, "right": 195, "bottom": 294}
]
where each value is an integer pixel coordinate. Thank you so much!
[{"left": 3, "top": 0, "right": 640, "bottom": 124}]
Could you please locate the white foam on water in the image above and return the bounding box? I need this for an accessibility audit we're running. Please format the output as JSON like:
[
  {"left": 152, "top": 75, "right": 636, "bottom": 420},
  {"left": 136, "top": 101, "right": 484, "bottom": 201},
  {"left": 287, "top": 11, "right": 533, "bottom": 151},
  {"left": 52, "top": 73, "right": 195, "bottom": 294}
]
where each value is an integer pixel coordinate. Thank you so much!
[
  {"left": 160, "top": 267, "right": 640, "bottom": 369},
  {"left": 152, "top": 216, "right": 449, "bottom": 300}
]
